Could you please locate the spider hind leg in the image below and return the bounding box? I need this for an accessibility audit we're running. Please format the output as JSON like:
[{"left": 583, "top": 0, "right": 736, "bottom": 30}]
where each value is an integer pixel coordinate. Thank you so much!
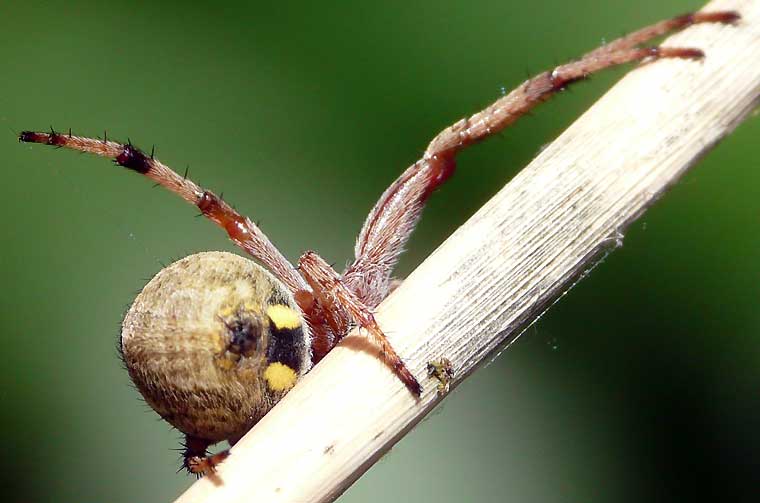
[{"left": 181, "top": 436, "right": 230, "bottom": 477}]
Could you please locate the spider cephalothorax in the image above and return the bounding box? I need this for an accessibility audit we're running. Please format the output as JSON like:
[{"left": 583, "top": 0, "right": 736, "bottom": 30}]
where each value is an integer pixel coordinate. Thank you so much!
[{"left": 19, "top": 9, "right": 739, "bottom": 475}]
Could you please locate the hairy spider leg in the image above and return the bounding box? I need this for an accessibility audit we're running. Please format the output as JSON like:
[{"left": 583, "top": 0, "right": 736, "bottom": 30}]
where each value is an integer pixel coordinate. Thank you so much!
[
  {"left": 583, "top": 11, "right": 739, "bottom": 57},
  {"left": 182, "top": 435, "right": 230, "bottom": 477},
  {"left": 299, "top": 251, "right": 423, "bottom": 395},
  {"left": 344, "top": 10, "right": 739, "bottom": 306},
  {"left": 17, "top": 131, "right": 306, "bottom": 294}
]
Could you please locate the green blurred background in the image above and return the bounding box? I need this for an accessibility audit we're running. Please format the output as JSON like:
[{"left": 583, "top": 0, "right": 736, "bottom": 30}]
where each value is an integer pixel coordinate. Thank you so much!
[{"left": 1, "top": 0, "right": 758, "bottom": 501}]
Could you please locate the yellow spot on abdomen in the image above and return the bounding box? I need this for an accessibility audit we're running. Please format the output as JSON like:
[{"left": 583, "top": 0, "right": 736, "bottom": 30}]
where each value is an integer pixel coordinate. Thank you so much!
[
  {"left": 266, "top": 304, "right": 302, "bottom": 330},
  {"left": 264, "top": 362, "right": 298, "bottom": 392}
]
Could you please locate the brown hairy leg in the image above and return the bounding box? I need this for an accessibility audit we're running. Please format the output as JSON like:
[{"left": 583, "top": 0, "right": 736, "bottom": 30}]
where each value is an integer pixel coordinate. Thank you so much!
[
  {"left": 343, "top": 10, "right": 740, "bottom": 305},
  {"left": 299, "top": 251, "right": 423, "bottom": 395},
  {"left": 182, "top": 436, "right": 230, "bottom": 477},
  {"left": 17, "top": 131, "right": 307, "bottom": 293}
]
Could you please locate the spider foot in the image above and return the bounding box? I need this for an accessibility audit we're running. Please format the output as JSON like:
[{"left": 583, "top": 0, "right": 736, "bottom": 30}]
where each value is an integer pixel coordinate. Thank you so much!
[
  {"left": 181, "top": 435, "right": 230, "bottom": 477},
  {"left": 183, "top": 451, "right": 230, "bottom": 477},
  {"left": 387, "top": 350, "right": 423, "bottom": 396}
]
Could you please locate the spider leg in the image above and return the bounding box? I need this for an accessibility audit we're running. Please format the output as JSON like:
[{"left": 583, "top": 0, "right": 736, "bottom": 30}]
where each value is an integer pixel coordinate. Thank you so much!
[
  {"left": 181, "top": 435, "right": 230, "bottom": 477},
  {"left": 344, "top": 10, "right": 739, "bottom": 305},
  {"left": 18, "top": 131, "right": 307, "bottom": 293},
  {"left": 583, "top": 11, "right": 739, "bottom": 58},
  {"left": 299, "top": 251, "right": 422, "bottom": 395}
]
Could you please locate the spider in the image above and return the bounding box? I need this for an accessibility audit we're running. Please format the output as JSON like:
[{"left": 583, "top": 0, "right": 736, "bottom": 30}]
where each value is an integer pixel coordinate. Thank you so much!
[{"left": 19, "top": 9, "right": 738, "bottom": 476}]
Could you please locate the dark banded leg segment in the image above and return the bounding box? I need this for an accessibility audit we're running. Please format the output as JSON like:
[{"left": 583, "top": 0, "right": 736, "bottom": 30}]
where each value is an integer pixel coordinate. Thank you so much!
[
  {"left": 17, "top": 131, "right": 307, "bottom": 293},
  {"left": 182, "top": 436, "right": 230, "bottom": 477}
]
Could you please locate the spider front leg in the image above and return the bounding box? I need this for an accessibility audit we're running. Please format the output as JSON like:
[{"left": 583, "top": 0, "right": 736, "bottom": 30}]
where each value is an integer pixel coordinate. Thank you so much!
[
  {"left": 298, "top": 251, "right": 422, "bottom": 395},
  {"left": 17, "top": 130, "right": 307, "bottom": 293},
  {"left": 343, "top": 9, "right": 739, "bottom": 304}
]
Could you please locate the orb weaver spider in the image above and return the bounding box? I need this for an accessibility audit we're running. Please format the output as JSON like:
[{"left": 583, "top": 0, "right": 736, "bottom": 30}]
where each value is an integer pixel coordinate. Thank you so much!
[{"left": 19, "top": 9, "right": 738, "bottom": 475}]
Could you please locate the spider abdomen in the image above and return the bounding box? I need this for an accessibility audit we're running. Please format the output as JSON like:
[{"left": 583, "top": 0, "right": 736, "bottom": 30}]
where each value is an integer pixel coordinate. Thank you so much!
[{"left": 120, "top": 251, "right": 311, "bottom": 443}]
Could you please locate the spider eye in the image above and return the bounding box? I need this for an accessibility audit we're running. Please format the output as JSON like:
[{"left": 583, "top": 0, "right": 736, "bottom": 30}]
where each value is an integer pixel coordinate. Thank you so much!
[{"left": 225, "top": 317, "right": 262, "bottom": 357}]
